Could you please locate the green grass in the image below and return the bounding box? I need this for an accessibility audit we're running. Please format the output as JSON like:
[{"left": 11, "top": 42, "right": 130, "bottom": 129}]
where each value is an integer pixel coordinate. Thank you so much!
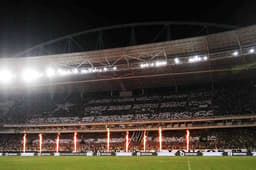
[{"left": 0, "top": 156, "right": 255, "bottom": 170}]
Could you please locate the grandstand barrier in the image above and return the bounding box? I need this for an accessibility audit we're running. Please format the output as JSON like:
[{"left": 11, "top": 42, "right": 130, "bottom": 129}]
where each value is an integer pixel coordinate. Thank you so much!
[
  {"left": 54, "top": 153, "right": 60, "bottom": 156},
  {"left": 226, "top": 152, "right": 232, "bottom": 156},
  {"left": 136, "top": 152, "right": 157, "bottom": 156},
  {"left": 0, "top": 152, "right": 255, "bottom": 157},
  {"left": 40, "top": 153, "right": 51, "bottom": 156},
  {"left": 156, "top": 152, "right": 175, "bottom": 156},
  {"left": 202, "top": 152, "right": 223, "bottom": 156},
  {"left": 5, "top": 153, "right": 18, "bottom": 156},
  {"left": 185, "top": 152, "right": 200, "bottom": 156},
  {"left": 87, "top": 152, "right": 93, "bottom": 156},
  {"left": 116, "top": 152, "right": 133, "bottom": 156},
  {"left": 96, "top": 152, "right": 115, "bottom": 156},
  {"left": 177, "top": 151, "right": 200, "bottom": 156},
  {"left": 60, "top": 153, "right": 86, "bottom": 156},
  {"left": 231, "top": 152, "right": 249, "bottom": 156},
  {"left": 21, "top": 153, "right": 34, "bottom": 156}
]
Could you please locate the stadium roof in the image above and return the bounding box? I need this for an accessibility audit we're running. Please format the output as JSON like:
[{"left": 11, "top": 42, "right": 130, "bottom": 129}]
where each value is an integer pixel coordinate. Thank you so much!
[
  {"left": 1, "top": 24, "right": 256, "bottom": 92},
  {"left": 2, "top": 24, "right": 256, "bottom": 67}
]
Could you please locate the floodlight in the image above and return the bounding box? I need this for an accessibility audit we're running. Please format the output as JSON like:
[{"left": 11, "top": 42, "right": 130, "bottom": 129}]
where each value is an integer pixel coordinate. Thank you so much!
[
  {"left": 0, "top": 70, "right": 14, "bottom": 84},
  {"left": 232, "top": 51, "right": 239, "bottom": 56},
  {"left": 22, "top": 69, "right": 42, "bottom": 83},
  {"left": 155, "top": 61, "right": 167, "bottom": 67},
  {"left": 45, "top": 68, "right": 55, "bottom": 78},
  {"left": 81, "top": 69, "right": 88, "bottom": 74},
  {"left": 72, "top": 68, "right": 79, "bottom": 74},
  {"left": 57, "top": 69, "right": 71, "bottom": 76},
  {"left": 188, "top": 55, "right": 204, "bottom": 63},
  {"left": 88, "top": 68, "right": 93, "bottom": 73},
  {"left": 174, "top": 58, "right": 180, "bottom": 64},
  {"left": 249, "top": 48, "right": 255, "bottom": 54},
  {"left": 140, "top": 63, "right": 149, "bottom": 68}
]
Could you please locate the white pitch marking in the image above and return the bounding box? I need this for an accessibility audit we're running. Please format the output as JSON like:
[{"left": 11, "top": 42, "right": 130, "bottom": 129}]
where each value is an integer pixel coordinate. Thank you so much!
[{"left": 187, "top": 159, "right": 191, "bottom": 170}]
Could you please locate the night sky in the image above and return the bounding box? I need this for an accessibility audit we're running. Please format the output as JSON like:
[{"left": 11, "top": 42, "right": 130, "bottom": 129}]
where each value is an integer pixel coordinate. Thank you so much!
[{"left": 0, "top": 0, "right": 256, "bottom": 57}]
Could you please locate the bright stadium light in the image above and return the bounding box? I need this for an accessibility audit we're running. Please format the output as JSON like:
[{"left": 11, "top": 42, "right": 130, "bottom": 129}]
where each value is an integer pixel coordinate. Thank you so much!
[
  {"left": 81, "top": 69, "right": 88, "bottom": 74},
  {"left": 145, "top": 63, "right": 150, "bottom": 67},
  {"left": 57, "top": 69, "right": 71, "bottom": 76},
  {"left": 249, "top": 48, "right": 255, "bottom": 54},
  {"left": 174, "top": 58, "right": 180, "bottom": 64},
  {"left": 140, "top": 61, "right": 167, "bottom": 68},
  {"left": 45, "top": 68, "right": 56, "bottom": 78},
  {"left": 0, "top": 70, "right": 14, "bottom": 84},
  {"left": 198, "top": 56, "right": 202, "bottom": 61},
  {"left": 155, "top": 61, "right": 167, "bottom": 67},
  {"left": 188, "top": 58, "right": 193, "bottom": 63},
  {"left": 188, "top": 55, "right": 200, "bottom": 63},
  {"left": 232, "top": 51, "right": 239, "bottom": 56},
  {"left": 22, "top": 69, "right": 42, "bottom": 83},
  {"left": 140, "top": 63, "right": 149, "bottom": 68},
  {"left": 88, "top": 68, "right": 93, "bottom": 73},
  {"left": 92, "top": 68, "right": 97, "bottom": 72},
  {"left": 72, "top": 68, "right": 79, "bottom": 74},
  {"left": 188, "top": 55, "right": 208, "bottom": 63}
]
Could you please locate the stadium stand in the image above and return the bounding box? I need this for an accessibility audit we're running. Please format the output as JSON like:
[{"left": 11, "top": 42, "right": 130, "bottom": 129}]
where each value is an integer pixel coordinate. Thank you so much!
[
  {"left": 0, "top": 24, "right": 256, "bottom": 155},
  {"left": 0, "top": 80, "right": 256, "bottom": 152},
  {"left": 0, "top": 128, "right": 255, "bottom": 152},
  {"left": 0, "top": 81, "right": 254, "bottom": 124}
]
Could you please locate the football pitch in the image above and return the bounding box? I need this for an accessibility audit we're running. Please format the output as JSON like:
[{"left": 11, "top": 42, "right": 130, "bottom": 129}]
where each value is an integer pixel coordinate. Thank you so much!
[{"left": 0, "top": 156, "right": 255, "bottom": 170}]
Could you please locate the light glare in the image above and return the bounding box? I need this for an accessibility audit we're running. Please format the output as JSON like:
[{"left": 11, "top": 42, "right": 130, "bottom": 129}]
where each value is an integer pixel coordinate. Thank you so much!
[
  {"left": 174, "top": 58, "right": 180, "bottom": 64},
  {"left": 57, "top": 69, "right": 71, "bottom": 76},
  {"left": 45, "top": 68, "right": 55, "bottom": 77},
  {"left": 0, "top": 70, "right": 14, "bottom": 84},
  {"left": 232, "top": 51, "right": 239, "bottom": 56},
  {"left": 72, "top": 68, "right": 79, "bottom": 74},
  {"left": 249, "top": 48, "right": 255, "bottom": 54},
  {"left": 22, "top": 69, "right": 42, "bottom": 83}
]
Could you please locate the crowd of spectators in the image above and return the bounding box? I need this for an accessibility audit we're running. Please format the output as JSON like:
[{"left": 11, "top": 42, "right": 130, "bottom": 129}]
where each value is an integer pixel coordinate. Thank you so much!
[
  {"left": 21, "top": 83, "right": 256, "bottom": 124},
  {"left": 0, "top": 128, "right": 255, "bottom": 152},
  {"left": 0, "top": 81, "right": 255, "bottom": 152},
  {"left": 0, "top": 82, "right": 255, "bottom": 125}
]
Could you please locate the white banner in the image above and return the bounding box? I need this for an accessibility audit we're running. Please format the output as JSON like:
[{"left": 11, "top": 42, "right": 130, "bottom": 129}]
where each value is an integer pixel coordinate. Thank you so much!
[
  {"left": 40, "top": 153, "right": 51, "bottom": 156},
  {"left": 184, "top": 152, "right": 198, "bottom": 156},
  {"left": 54, "top": 153, "right": 60, "bottom": 156},
  {"left": 252, "top": 152, "right": 256, "bottom": 156},
  {"left": 116, "top": 152, "right": 132, "bottom": 156},
  {"left": 5, "top": 153, "right": 18, "bottom": 156},
  {"left": 232, "top": 152, "right": 247, "bottom": 156},
  {"left": 202, "top": 152, "right": 223, "bottom": 156},
  {"left": 0, "top": 153, "right": 2, "bottom": 156},
  {"left": 21, "top": 153, "right": 34, "bottom": 157},
  {"left": 87, "top": 152, "right": 93, "bottom": 156},
  {"left": 157, "top": 152, "right": 175, "bottom": 156}
]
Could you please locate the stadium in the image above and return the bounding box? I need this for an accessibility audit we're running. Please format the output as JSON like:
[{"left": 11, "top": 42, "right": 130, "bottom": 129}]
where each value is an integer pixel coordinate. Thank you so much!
[{"left": 0, "top": 3, "right": 256, "bottom": 169}]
